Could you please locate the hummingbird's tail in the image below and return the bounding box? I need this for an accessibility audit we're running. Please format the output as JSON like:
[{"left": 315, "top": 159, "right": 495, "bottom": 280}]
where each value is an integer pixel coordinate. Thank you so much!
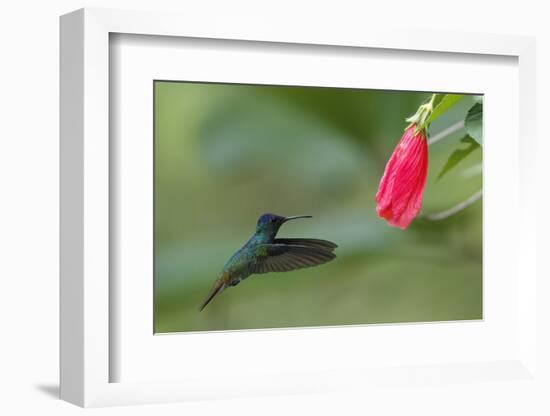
[{"left": 198, "top": 280, "right": 225, "bottom": 312}]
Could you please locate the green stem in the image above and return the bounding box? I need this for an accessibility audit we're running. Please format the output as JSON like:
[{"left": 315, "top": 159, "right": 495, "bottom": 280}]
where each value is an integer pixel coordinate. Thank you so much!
[
  {"left": 427, "top": 93, "right": 437, "bottom": 108},
  {"left": 406, "top": 94, "right": 438, "bottom": 130},
  {"left": 427, "top": 120, "right": 465, "bottom": 145},
  {"left": 423, "top": 189, "right": 482, "bottom": 221}
]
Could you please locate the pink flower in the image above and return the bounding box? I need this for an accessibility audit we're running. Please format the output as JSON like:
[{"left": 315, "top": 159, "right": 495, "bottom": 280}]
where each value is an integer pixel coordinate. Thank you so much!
[{"left": 376, "top": 124, "right": 428, "bottom": 229}]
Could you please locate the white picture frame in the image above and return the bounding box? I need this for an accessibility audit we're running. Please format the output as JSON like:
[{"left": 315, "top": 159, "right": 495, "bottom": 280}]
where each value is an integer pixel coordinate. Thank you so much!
[{"left": 60, "top": 7, "right": 538, "bottom": 408}]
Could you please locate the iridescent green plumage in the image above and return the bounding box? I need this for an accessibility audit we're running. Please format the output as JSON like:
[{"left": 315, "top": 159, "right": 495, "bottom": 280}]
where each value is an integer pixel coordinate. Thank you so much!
[{"left": 199, "top": 214, "right": 337, "bottom": 311}]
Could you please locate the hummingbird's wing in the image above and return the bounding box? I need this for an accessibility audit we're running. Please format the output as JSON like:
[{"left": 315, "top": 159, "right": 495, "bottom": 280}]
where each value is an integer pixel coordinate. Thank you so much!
[
  {"left": 248, "top": 243, "right": 336, "bottom": 274},
  {"left": 273, "top": 238, "right": 337, "bottom": 252}
]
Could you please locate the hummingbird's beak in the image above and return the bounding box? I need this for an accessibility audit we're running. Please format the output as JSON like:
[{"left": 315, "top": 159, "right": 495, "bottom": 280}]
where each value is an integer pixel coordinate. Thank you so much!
[{"left": 283, "top": 215, "right": 313, "bottom": 222}]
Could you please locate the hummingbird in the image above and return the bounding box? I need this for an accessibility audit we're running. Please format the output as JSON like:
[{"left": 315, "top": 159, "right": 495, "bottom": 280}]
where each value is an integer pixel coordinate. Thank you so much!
[{"left": 199, "top": 213, "right": 337, "bottom": 311}]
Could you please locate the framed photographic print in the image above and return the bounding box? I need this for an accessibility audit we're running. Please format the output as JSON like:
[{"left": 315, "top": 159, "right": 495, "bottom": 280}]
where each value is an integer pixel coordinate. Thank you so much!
[
  {"left": 60, "top": 8, "right": 539, "bottom": 408},
  {"left": 152, "top": 81, "right": 483, "bottom": 333}
]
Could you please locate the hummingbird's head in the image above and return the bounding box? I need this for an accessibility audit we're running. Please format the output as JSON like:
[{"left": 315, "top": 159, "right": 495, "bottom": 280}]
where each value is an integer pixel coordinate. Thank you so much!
[{"left": 255, "top": 213, "right": 312, "bottom": 236}]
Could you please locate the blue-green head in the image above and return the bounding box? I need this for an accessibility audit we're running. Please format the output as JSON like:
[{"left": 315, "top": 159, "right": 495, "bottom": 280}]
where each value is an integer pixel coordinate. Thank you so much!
[{"left": 255, "top": 213, "right": 312, "bottom": 239}]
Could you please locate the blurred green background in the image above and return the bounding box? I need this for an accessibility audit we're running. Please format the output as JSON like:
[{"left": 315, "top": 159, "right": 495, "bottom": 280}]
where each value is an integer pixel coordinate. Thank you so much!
[{"left": 154, "top": 81, "right": 482, "bottom": 333}]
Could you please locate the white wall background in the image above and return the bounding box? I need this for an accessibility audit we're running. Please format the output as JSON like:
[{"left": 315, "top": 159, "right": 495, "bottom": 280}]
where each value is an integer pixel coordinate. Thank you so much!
[{"left": 1, "top": 1, "right": 548, "bottom": 415}]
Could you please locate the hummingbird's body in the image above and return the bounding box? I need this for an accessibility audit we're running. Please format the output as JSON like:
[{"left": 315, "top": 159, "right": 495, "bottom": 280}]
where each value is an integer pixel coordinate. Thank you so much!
[{"left": 199, "top": 213, "right": 337, "bottom": 311}]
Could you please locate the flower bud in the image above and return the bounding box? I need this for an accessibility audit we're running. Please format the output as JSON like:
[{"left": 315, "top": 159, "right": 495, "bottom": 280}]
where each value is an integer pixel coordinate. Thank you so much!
[{"left": 375, "top": 125, "right": 428, "bottom": 229}]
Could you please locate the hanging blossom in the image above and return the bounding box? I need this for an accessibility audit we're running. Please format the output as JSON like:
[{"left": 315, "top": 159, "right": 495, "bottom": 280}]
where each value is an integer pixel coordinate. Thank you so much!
[{"left": 375, "top": 124, "right": 429, "bottom": 229}]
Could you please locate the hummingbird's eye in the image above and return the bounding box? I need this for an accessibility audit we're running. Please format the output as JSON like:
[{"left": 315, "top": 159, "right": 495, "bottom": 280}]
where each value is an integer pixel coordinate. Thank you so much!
[{"left": 270, "top": 218, "right": 276, "bottom": 223}]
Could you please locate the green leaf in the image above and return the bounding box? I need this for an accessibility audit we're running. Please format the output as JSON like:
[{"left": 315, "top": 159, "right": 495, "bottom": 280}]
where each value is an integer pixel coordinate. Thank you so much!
[
  {"left": 420, "top": 94, "right": 464, "bottom": 130},
  {"left": 465, "top": 103, "right": 483, "bottom": 144},
  {"left": 437, "top": 135, "right": 480, "bottom": 180},
  {"left": 431, "top": 94, "right": 445, "bottom": 109}
]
